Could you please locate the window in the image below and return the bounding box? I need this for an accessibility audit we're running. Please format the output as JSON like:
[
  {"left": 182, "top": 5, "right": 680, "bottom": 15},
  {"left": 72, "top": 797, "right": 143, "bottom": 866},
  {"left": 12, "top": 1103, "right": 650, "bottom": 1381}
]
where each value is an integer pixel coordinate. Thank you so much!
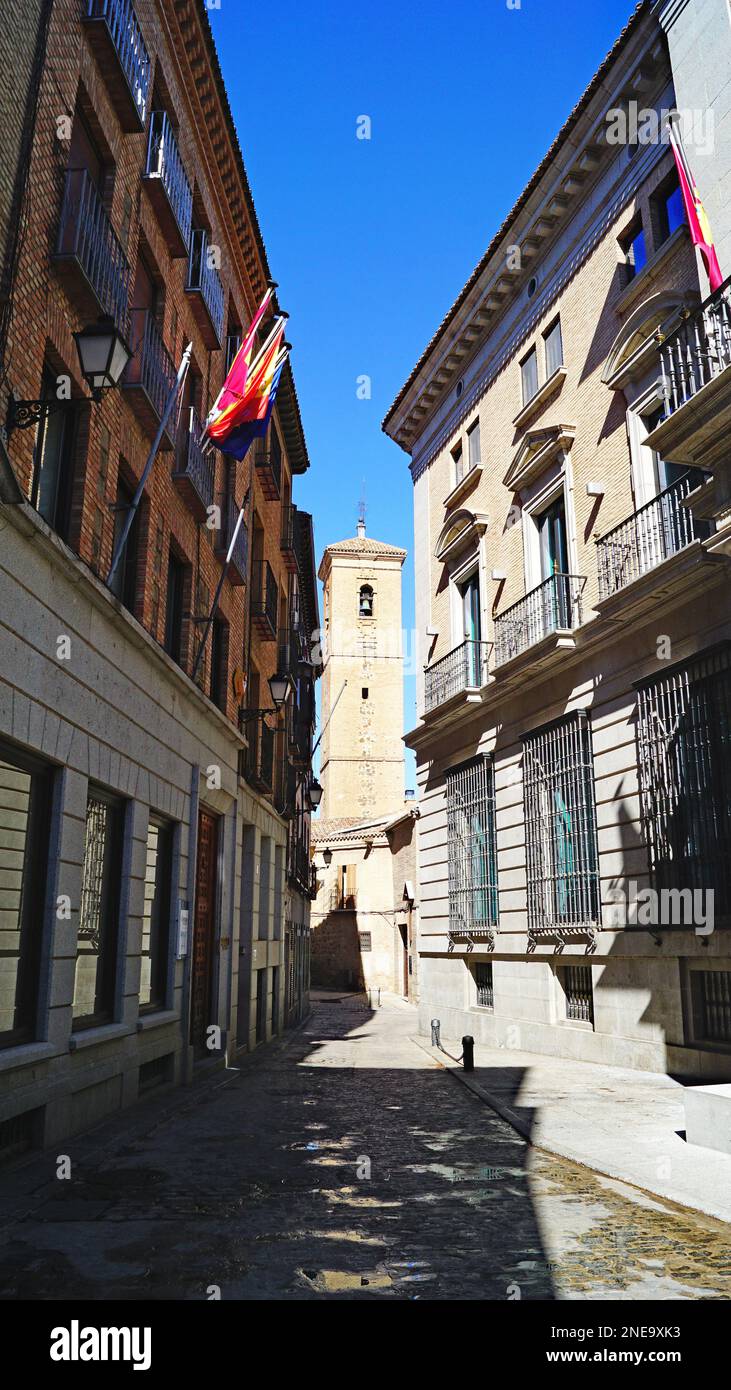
[
  {"left": 543, "top": 318, "right": 563, "bottom": 377},
  {"left": 452, "top": 441, "right": 464, "bottom": 484},
  {"left": 653, "top": 174, "right": 685, "bottom": 247},
  {"left": 520, "top": 346, "right": 538, "bottom": 405},
  {"left": 139, "top": 818, "right": 174, "bottom": 1013},
  {"left": 560, "top": 965, "right": 594, "bottom": 1024},
  {"left": 210, "top": 617, "right": 228, "bottom": 710},
  {"left": 0, "top": 744, "right": 52, "bottom": 1048},
  {"left": 337, "top": 864, "right": 357, "bottom": 909},
  {"left": 690, "top": 970, "right": 731, "bottom": 1045},
  {"left": 164, "top": 549, "right": 186, "bottom": 664},
  {"left": 620, "top": 218, "right": 647, "bottom": 280},
  {"left": 31, "top": 364, "right": 77, "bottom": 539},
  {"left": 361, "top": 687, "right": 369, "bottom": 700},
  {"left": 467, "top": 421, "right": 481, "bottom": 471},
  {"left": 358, "top": 584, "right": 374, "bottom": 618},
  {"left": 636, "top": 646, "right": 731, "bottom": 919},
  {"left": 445, "top": 756, "right": 498, "bottom": 932},
  {"left": 474, "top": 961, "right": 494, "bottom": 1009},
  {"left": 358, "top": 931, "right": 372, "bottom": 951},
  {"left": 73, "top": 789, "right": 124, "bottom": 1029},
  {"left": 110, "top": 475, "right": 140, "bottom": 612},
  {"left": 523, "top": 712, "right": 600, "bottom": 933}
]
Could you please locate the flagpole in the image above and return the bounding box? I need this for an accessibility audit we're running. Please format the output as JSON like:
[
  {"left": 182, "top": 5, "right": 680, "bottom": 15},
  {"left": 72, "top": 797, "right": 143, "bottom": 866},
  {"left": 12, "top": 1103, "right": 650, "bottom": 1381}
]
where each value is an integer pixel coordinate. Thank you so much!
[
  {"left": 190, "top": 466, "right": 251, "bottom": 685},
  {"left": 107, "top": 342, "right": 193, "bottom": 587}
]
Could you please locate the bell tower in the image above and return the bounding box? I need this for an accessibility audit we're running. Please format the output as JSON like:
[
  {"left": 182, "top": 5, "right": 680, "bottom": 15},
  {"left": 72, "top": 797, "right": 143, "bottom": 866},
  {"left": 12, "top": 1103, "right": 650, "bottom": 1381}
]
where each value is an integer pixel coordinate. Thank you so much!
[{"left": 318, "top": 522, "right": 407, "bottom": 822}]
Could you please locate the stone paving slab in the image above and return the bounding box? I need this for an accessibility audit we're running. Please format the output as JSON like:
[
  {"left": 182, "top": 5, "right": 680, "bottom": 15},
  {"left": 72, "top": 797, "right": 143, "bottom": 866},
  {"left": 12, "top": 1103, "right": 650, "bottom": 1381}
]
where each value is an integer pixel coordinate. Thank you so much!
[{"left": 417, "top": 1032, "right": 731, "bottom": 1225}]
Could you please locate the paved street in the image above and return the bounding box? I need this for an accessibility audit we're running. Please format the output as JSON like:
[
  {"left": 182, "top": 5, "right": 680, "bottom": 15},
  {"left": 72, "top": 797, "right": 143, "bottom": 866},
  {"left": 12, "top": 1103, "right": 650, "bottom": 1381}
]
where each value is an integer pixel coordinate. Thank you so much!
[{"left": 1, "top": 995, "right": 730, "bottom": 1301}]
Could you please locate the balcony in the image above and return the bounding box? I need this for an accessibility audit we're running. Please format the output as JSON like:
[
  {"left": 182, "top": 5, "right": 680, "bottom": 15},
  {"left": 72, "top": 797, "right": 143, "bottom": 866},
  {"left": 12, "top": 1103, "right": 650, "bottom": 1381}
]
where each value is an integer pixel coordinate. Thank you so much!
[
  {"left": 186, "top": 229, "right": 225, "bottom": 348},
  {"left": 424, "top": 639, "right": 489, "bottom": 716},
  {"left": 143, "top": 110, "right": 193, "bottom": 258},
  {"left": 172, "top": 407, "right": 215, "bottom": 520},
  {"left": 214, "top": 493, "right": 248, "bottom": 585},
  {"left": 280, "top": 503, "right": 297, "bottom": 572},
  {"left": 54, "top": 168, "right": 130, "bottom": 330},
  {"left": 82, "top": 0, "right": 151, "bottom": 131},
  {"left": 646, "top": 277, "right": 731, "bottom": 469},
  {"left": 254, "top": 432, "right": 282, "bottom": 500},
  {"left": 225, "top": 332, "right": 242, "bottom": 375},
  {"left": 246, "top": 720, "right": 275, "bottom": 794},
  {"left": 122, "top": 308, "right": 176, "bottom": 449},
  {"left": 251, "top": 560, "right": 278, "bottom": 638},
  {"left": 494, "top": 573, "right": 584, "bottom": 669},
  {"left": 596, "top": 474, "right": 711, "bottom": 606}
]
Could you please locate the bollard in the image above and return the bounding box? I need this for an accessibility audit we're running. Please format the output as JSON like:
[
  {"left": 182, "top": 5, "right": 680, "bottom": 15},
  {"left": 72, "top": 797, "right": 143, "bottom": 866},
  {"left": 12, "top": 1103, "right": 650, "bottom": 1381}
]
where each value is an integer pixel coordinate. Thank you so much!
[
  {"left": 462, "top": 1035, "right": 474, "bottom": 1072},
  {"left": 431, "top": 1018, "right": 441, "bottom": 1048}
]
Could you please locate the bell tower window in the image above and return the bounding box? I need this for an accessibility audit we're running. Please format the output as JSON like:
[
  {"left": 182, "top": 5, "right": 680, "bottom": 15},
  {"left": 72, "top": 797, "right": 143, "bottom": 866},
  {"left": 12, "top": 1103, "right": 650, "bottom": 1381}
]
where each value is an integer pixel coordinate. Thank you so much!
[{"left": 359, "top": 584, "right": 374, "bottom": 618}]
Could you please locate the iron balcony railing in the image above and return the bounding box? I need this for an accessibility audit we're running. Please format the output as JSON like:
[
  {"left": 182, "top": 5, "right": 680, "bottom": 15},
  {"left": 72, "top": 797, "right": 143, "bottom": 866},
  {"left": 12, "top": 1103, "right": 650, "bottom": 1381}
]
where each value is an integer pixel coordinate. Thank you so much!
[
  {"left": 215, "top": 495, "right": 248, "bottom": 581},
  {"left": 494, "top": 573, "right": 583, "bottom": 667},
  {"left": 85, "top": 0, "right": 151, "bottom": 125},
  {"left": 659, "top": 275, "right": 731, "bottom": 417},
  {"left": 596, "top": 473, "right": 709, "bottom": 600},
  {"left": 251, "top": 560, "right": 278, "bottom": 634},
  {"left": 187, "top": 228, "right": 225, "bottom": 344},
  {"left": 123, "top": 307, "right": 176, "bottom": 420},
  {"left": 424, "top": 639, "right": 489, "bottom": 714},
  {"left": 55, "top": 167, "right": 130, "bottom": 329},
  {"left": 280, "top": 502, "right": 295, "bottom": 552},
  {"left": 145, "top": 110, "right": 193, "bottom": 251},
  {"left": 174, "top": 406, "right": 215, "bottom": 516},
  {"left": 254, "top": 430, "right": 282, "bottom": 499}
]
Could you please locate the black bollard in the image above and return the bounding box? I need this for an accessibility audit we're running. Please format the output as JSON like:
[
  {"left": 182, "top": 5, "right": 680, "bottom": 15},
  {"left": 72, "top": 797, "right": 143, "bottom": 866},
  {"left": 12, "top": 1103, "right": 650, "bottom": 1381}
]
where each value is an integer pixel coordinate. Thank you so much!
[
  {"left": 431, "top": 1018, "right": 440, "bottom": 1048},
  {"left": 462, "top": 1035, "right": 474, "bottom": 1072}
]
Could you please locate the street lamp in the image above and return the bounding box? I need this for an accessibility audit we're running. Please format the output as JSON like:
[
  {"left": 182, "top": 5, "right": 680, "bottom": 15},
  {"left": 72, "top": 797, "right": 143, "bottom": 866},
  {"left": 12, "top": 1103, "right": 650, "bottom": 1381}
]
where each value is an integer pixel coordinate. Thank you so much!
[
  {"left": 73, "top": 316, "right": 131, "bottom": 400},
  {"left": 268, "top": 672, "right": 292, "bottom": 709},
  {"left": 308, "top": 778, "right": 323, "bottom": 811},
  {"left": 6, "top": 316, "right": 131, "bottom": 438},
  {"left": 322, "top": 847, "right": 332, "bottom": 867}
]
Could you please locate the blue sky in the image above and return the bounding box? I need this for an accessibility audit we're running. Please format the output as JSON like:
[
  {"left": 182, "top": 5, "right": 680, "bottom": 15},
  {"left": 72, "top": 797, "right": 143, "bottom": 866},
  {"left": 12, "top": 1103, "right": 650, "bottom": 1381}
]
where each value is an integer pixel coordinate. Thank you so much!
[{"left": 210, "top": 0, "right": 636, "bottom": 779}]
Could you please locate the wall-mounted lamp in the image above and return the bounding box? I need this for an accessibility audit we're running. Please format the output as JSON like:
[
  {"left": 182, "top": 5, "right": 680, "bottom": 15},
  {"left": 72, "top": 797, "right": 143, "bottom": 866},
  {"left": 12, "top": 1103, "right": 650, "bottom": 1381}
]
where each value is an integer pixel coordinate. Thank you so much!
[
  {"left": 239, "top": 672, "right": 292, "bottom": 722},
  {"left": 322, "top": 847, "right": 333, "bottom": 867},
  {"left": 491, "top": 569, "right": 507, "bottom": 581},
  {"left": 307, "top": 778, "right": 323, "bottom": 811},
  {"left": 586, "top": 482, "right": 605, "bottom": 498},
  {"left": 6, "top": 316, "right": 131, "bottom": 437}
]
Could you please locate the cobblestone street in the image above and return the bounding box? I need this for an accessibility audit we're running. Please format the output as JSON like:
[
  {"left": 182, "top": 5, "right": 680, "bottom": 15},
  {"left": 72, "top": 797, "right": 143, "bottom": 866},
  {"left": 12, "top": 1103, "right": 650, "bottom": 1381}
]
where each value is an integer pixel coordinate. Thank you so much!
[{"left": 1, "top": 996, "right": 730, "bottom": 1301}]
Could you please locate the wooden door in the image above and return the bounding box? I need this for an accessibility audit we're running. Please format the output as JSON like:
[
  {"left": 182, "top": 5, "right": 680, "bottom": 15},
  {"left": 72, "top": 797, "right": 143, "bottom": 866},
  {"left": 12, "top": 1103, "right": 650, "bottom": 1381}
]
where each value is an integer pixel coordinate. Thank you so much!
[{"left": 191, "top": 809, "right": 218, "bottom": 1050}]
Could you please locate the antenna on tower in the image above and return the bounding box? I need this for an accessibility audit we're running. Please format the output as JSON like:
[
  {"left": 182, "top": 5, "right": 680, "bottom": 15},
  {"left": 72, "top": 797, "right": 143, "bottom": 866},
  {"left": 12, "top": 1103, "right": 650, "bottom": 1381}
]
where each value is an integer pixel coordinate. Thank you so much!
[{"left": 357, "top": 481, "right": 366, "bottom": 539}]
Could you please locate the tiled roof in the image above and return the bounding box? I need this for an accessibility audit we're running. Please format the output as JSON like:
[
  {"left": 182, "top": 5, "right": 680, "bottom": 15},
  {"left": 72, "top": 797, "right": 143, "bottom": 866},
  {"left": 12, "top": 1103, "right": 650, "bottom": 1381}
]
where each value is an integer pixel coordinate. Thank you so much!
[
  {"left": 322, "top": 536, "right": 407, "bottom": 557},
  {"left": 312, "top": 816, "right": 391, "bottom": 842},
  {"left": 381, "top": 1, "right": 651, "bottom": 438}
]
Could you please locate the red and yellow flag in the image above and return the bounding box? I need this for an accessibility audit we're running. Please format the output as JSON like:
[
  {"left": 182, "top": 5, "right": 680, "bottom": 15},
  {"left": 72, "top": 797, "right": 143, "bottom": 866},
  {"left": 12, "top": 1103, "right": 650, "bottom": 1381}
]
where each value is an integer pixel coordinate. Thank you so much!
[{"left": 669, "top": 120, "right": 723, "bottom": 293}]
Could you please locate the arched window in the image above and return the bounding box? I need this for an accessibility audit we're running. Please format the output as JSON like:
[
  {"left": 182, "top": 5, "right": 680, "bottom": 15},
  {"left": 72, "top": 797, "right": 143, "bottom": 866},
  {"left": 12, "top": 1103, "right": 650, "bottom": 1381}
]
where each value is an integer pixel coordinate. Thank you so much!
[{"left": 358, "top": 584, "right": 374, "bottom": 618}]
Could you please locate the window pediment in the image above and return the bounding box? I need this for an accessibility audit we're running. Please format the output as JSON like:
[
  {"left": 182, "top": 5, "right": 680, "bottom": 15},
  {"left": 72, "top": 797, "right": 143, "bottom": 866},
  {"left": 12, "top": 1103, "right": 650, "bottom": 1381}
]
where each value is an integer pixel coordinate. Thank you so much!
[
  {"left": 435, "top": 508, "right": 488, "bottom": 564},
  {"left": 503, "top": 424, "right": 575, "bottom": 493},
  {"left": 602, "top": 291, "right": 700, "bottom": 391}
]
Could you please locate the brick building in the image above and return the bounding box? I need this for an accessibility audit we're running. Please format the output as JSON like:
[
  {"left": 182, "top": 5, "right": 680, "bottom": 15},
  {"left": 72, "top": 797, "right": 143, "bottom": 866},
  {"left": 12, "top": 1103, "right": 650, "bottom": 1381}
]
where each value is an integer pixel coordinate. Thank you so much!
[
  {"left": 383, "top": 1, "right": 731, "bottom": 1074},
  {"left": 0, "top": 0, "right": 318, "bottom": 1154}
]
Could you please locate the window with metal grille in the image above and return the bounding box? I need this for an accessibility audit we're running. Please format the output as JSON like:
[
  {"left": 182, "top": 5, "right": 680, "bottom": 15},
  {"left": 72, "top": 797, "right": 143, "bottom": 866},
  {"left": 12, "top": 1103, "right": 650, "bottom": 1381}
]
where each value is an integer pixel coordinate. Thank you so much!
[
  {"left": 358, "top": 931, "right": 372, "bottom": 951},
  {"left": 445, "top": 755, "right": 498, "bottom": 932},
  {"left": 523, "top": 711, "right": 600, "bottom": 932},
  {"left": 636, "top": 646, "right": 731, "bottom": 920},
  {"left": 560, "top": 965, "right": 594, "bottom": 1023},
  {"left": 691, "top": 970, "right": 731, "bottom": 1045},
  {"left": 474, "top": 961, "right": 494, "bottom": 1009},
  {"left": 73, "top": 789, "right": 124, "bottom": 1029}
]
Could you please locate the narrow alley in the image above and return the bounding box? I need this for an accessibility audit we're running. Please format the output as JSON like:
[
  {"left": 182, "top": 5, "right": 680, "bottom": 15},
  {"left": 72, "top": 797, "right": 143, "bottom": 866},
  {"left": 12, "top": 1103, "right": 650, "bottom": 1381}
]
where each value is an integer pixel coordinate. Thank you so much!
[{"left": 1, "top": 996, "right": 729, "bottom": 1302}]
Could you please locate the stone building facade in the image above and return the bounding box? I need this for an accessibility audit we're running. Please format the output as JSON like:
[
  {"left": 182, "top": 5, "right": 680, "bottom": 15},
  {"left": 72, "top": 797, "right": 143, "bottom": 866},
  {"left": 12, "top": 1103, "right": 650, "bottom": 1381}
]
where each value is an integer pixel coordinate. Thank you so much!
[
  {"left": 311, "top": 524, "right": 418, "bottom": 999},
  {"left": 383, "top": 0, "right": 731, "bottom": 1076},
  {"left": 0, "top": 0, "right": 317, "bottom": 1155}
]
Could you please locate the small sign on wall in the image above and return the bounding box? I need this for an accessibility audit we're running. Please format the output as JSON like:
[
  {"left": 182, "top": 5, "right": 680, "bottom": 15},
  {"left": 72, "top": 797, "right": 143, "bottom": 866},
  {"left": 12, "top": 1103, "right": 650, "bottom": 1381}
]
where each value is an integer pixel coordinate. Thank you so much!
[{"left": 177, "top": 902, "right": 190, "bottom": 959}]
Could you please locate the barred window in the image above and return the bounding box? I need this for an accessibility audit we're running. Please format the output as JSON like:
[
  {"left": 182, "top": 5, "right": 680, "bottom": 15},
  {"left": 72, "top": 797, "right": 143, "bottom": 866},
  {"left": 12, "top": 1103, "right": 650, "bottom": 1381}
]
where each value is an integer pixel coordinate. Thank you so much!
[
  {"left": 445, "top": 755, "right": 498, "bottom": 932},
  {"left": 523, "top": 711, "right": 600, "bottom": 932},
  {"left": 560, "top": 965, "right": 594, "bottom": 1024},
  {"left": 636, "top": 646, "right": 731, "bottom": 919},
  {"left": 691, "top": 969, "right": 731, "bottom": 1045},
  {"left": 474, "top": 961, "right": 494, "bottom": 1009},
  {"left": 358, "top": 931, "right": 372, "bottom": 952},
  {"left": 73, "top": 789, "right": 124, "bottom": 1029}
]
